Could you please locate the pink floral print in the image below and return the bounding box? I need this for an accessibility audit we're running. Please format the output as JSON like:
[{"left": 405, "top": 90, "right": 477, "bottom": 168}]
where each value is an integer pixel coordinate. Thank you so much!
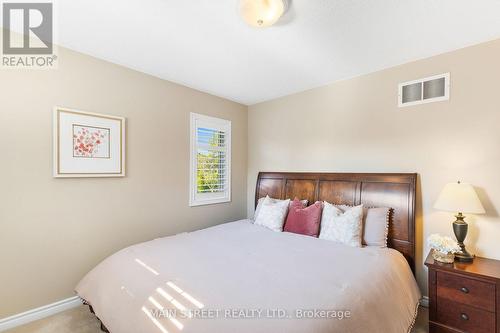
[{"left": 73, "top": 125, "right": 109, "bottom": 158}]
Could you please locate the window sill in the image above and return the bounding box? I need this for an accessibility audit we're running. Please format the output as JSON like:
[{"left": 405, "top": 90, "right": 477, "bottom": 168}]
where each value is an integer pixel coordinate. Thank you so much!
[{"left": 189, "top": 198, "right": 231, "bottom": 207}]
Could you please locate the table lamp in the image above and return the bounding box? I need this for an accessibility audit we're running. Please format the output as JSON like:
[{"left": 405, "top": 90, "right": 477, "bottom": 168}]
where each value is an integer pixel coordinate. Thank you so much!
[{"left": 434, "top": 181, "right": 485, "bottom": 262}]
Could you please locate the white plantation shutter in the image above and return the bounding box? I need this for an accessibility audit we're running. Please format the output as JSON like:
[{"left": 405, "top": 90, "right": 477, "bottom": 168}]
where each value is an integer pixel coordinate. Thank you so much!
[{"left": 189, "top": 113, "right": 231, "bottom": 206}]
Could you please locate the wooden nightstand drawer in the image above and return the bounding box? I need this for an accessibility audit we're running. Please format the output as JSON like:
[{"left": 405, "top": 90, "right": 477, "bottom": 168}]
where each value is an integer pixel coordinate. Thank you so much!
[
  {"left": 437, "top": 298, "right": 495, "bottom": 333},
  {"left": 437, "top": 271, "right": 496, "bottom": 312},
  {"left": 426, "top": 252, "right": 500, "bottom": 333}
]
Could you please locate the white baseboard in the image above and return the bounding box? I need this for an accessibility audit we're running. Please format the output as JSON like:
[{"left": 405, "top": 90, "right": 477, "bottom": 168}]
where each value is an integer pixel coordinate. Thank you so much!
[
  {"left": 420, "top": 296, "right": 429, "bottom": 308},
  {"left": 0, "top": 296, "right": 82, "bottom": 332}
]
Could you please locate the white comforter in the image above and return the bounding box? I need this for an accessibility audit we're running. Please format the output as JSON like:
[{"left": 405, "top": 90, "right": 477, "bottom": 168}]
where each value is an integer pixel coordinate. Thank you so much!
[{"left": 76, "top": 220, "right": 421, "bottom": 333}]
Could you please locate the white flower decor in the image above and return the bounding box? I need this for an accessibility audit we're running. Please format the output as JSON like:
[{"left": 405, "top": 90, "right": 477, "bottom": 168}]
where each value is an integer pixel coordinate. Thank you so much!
[{"left": 427, "top": 234, "right": 461, "bottom": 254}]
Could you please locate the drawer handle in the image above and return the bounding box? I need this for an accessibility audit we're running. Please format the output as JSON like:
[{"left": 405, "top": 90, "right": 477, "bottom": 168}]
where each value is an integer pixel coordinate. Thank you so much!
[
  {"left": 461, "top": 313, "right": 469, "bottom": 321},
  {"left": 460, "top": 287, "right": 469, "bottom": 294}
]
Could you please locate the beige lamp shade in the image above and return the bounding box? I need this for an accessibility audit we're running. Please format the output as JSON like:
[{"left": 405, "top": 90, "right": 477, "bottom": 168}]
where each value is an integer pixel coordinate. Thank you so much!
[{"left": 434, "top": 181, "right": 485, "bottom": 214}]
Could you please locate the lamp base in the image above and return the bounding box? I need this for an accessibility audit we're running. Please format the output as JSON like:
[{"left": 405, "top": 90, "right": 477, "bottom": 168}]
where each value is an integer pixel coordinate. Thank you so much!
[
  {"left": 454, "top": 247, "right": 475, "bottom": 262},
  {"left": 453, "top": 213, "right": 474, "bottom": 263}
]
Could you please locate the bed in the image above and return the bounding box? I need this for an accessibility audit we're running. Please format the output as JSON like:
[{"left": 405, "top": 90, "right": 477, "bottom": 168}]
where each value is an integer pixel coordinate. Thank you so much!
[{"left": 76, "top": 172, "right": 421, "bottom": 333}]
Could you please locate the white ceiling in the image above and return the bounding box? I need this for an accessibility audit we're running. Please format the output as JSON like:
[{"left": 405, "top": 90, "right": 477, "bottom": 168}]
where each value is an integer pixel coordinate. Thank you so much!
[{"left": 57, "top": 0, "right": 500, "bottom": 105}]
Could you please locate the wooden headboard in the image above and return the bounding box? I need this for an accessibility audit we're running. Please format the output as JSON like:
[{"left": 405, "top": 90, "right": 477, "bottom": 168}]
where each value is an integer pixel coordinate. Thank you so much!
[{"left": 255, "top": 172, "right": 417, "bottom": 273}]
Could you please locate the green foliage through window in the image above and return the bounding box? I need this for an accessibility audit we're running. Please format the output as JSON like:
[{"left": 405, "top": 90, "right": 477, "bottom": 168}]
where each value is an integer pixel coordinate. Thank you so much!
[{"left": 196, "top": 128, "right": 226, "bottom": 193}]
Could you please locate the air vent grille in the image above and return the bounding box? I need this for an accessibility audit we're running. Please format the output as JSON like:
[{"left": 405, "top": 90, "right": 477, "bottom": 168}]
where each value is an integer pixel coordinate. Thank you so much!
[{"left": 398, "top": 73, "right": 449, "bottom": 107}]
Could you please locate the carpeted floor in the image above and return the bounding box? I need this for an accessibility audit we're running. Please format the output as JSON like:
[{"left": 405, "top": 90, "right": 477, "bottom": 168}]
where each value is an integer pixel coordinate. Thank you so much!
[{"left": 6, "top": 305, "right": 429, "bottom": 333}]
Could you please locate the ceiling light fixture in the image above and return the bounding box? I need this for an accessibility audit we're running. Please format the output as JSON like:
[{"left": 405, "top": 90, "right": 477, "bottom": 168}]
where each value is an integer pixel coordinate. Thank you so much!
[{"left": 239, "top": 0, "right": 288, "bottom": 28}]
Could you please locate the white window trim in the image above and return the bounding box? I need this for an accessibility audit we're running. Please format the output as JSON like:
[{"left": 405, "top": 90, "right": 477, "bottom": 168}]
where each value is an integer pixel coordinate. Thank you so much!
[
  {"left": 189, "top": 113, "right": 231, "bottom": 207},
  {"left": 398, "top": 72, "right": 450, "bottom": 107}
]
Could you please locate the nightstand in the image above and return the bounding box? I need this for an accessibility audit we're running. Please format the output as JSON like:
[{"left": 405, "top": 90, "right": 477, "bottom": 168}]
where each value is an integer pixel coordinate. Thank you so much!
[{"left": 425, "top": 251, "right": 500, "bottom": 333}]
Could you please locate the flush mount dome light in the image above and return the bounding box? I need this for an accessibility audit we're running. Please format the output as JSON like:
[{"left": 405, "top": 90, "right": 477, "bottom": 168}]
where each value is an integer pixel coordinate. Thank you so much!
[{"left": 239, "top": 0, "right": 288, "bottom": 28}]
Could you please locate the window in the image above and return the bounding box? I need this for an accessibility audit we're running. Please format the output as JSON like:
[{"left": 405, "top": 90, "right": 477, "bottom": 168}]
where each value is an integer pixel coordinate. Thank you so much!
[
  {"left": 189, "top": 113, "right": 231, "bottom": 206},
  {"left": 398, "top": 73, "right": 450, "bottom": 107}
]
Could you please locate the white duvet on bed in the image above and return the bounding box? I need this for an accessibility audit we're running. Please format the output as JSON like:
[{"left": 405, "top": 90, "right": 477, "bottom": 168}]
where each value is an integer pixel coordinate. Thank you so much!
[{"left": 76, "top": 220, "right": 421, "bottom": 333}]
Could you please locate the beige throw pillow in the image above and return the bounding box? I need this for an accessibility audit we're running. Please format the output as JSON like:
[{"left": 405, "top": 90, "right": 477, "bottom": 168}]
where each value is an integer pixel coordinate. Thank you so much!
[{"left": 362, "top": 207, "right": 390, "bottom": 247}]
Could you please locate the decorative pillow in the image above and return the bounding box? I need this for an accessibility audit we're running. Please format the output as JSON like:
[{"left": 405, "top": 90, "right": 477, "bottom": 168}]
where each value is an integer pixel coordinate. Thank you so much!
[
  {"left": 362, "top": 207, "right": 390, "bottom": 247},
  {"left": 319, "top": 202, "right": 363, "bottom": 247},
  {"left": 254, "top": 196, "right": 308, "bottom": 220},
  {"left": 254, "top": 196, "right": 291, "bottom": 232},
  {"left": 336, "top": 205, "right": 390, "bottom": 247},
  {"left": 283, "top": 199, "right": 322, "bottom": 237}
]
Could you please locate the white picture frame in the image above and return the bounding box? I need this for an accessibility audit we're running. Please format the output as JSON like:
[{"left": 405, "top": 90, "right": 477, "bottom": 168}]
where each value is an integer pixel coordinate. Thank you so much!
[{"left": 53, "top": 107, "right": 126, "bottom": 178}]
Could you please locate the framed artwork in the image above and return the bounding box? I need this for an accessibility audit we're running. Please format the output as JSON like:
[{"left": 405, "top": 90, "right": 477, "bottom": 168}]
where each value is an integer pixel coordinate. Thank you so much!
[{"left": 53, "top": 107, "right": 126, "bottom": 177}]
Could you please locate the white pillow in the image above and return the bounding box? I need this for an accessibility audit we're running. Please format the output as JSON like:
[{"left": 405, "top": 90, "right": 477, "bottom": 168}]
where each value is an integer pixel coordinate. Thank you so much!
[
  {"left": 254, "top": 196, "right": 307, "bottom": 220},
  {"left": 319, "top": 202, "right": 364, "bottom": 247},
  {"left": 254, "top": 196, "right": 290, "bottom": 232}
]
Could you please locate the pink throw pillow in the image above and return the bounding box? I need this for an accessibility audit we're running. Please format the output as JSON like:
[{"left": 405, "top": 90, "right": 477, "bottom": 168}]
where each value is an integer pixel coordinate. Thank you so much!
[{"left": 284, "top": 199, "right": 322, "bottom": 237}]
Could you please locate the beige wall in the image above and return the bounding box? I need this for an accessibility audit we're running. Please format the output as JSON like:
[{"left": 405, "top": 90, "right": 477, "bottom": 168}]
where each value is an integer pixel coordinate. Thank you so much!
[
  {"left": 248, "top": 39, "right": 500, "bottom": 294},
  {"left": 2, "top": 34, "right": 499, "bottom": 319},
  {"left": 0, "top": 47, "right": 247, "bottom": 318}
]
